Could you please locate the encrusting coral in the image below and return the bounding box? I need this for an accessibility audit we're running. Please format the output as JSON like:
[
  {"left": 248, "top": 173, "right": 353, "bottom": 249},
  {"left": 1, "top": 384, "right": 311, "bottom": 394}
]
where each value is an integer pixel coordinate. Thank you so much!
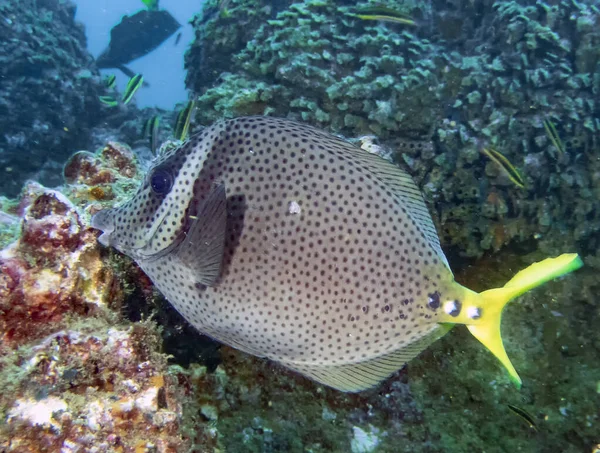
[{"left": 0, "top": 145, "right": 207, "bottom": 452}]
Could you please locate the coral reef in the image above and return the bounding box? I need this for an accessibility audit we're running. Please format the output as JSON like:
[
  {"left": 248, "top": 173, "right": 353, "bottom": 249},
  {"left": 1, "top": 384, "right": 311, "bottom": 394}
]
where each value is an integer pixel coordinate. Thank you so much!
[
  {"left": 2, "top": 325, "right": 197, "bottom": 452},
  {"left": 0, "top": 182, "right": 117, "bottom": 346},
  {"left": 0, "top": 145, "right": 206, "bottom": 452},
  {"left": 185, "top": 0, "right": 290, "bottom": 94},
  {"left": 62, "top": 141, "right": 141, "bottom": 217},
  {"left": 0, "top": 0, "right": 154, "bottom": 198}
]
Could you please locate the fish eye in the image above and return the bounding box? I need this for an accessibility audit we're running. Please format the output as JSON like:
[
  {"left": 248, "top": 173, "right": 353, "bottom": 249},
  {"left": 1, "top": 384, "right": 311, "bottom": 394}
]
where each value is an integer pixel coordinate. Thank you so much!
[{"left": 150, "top": 169, "right": 173, "bottom": 195}]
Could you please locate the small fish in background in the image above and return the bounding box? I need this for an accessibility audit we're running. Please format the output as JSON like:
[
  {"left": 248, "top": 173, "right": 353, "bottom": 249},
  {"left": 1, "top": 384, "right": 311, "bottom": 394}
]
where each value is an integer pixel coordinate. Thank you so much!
[
  {"left": 95, "top": 8, "right": 180, "bottom": 80},
  {"left": 507, "top": 404, "right": 538, "bottom": 432},
  {"left": 543, "top": 118, "right": 565, "bottom": 154},
  {"left": 122, "top": 74, "right": 144, "bottom": 105},
  {"left": 98, "top": 95, "right": 118, "bottom": 107},
  {"left": 482, "top": 147, "right": 525, "bottom": 189},
  {"left": 143, "top": 115, "right": 161, "bottom": 156},
  {"left": 353, "top": 5, "right": 416, "bottom": 26},
  {"left": 142, "top": 116, "right": 153, "bottom": 139},
  {"left": 91, "top": 116, "right": 582, "bottom": 393},
  {"left": 141, "top": 0, "right": 159, "bottom": 11},
  {"left": 174, "top": 32, "right": 182, "bottom": 46},
  {"left": 104, "top": 74, "right": 116, "bottom": 90},
  {"left": 174, "top": 100, "right": 196, "bottom": 141}
]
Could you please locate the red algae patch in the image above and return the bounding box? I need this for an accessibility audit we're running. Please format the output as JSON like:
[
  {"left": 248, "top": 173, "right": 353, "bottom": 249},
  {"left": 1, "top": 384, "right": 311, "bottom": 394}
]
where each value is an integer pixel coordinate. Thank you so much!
[
  {"left": 0, "top": 145, "right": 201, "bottom": 451},
  {"left": 63, "top": 151, "right": 116, "bottom": 186},
  {"left": 2, "top": 327, "right": 193, "bottom": 452},
  {"left": 99, "top": 141, "right": 139, "bottom": 179},
  {"left": 0, "top": 183, "right": 121, "bottom": 347}
]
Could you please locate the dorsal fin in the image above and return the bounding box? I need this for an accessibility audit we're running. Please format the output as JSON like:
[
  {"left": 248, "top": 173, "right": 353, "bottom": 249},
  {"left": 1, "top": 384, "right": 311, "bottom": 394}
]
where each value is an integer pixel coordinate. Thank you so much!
[
  {"left": 362, "top": 157, "right": 447, "bottom": 264},
  {"left": 290, "top": 121, "right": 449, "bottom": 269}
]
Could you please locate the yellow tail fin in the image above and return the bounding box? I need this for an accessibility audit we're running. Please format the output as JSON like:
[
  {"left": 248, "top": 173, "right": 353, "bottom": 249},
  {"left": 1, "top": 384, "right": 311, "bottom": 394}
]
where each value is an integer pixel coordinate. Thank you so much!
[{"left": 467, "top": 253, "right": 583, "bottom": 388}]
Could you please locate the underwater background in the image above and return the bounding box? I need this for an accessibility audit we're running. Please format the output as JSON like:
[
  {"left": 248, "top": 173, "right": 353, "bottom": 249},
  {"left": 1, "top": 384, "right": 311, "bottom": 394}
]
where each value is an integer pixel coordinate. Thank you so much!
[{"left": 0, "top": 0, "right": 599, "bottom": 451}]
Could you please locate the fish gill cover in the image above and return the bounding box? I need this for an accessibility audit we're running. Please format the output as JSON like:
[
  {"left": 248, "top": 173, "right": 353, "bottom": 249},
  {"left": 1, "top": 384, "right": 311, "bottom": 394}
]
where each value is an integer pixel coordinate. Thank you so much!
[{"left": 0, "top": 0, "right": 600, "bottom": 452}]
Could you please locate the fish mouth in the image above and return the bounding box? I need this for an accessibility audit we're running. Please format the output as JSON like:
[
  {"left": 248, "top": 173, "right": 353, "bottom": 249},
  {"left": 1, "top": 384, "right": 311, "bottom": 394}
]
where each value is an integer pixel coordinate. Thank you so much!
[{"left": 90, "top": 209, "right": 115, "bottom": 247}]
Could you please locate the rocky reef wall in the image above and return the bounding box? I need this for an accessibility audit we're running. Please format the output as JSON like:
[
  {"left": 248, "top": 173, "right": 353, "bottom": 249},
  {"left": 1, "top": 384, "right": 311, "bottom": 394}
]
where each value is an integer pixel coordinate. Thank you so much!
[
  {"left": 0, "top": 0, "right": 105, "bottom": 196},
  {"left": 0, "top": 144, "right": 211, "bottom": 452}
]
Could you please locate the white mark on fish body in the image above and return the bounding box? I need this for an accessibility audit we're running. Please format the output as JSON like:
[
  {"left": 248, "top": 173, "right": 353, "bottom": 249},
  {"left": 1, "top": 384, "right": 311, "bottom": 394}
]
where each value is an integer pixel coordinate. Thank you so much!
[
  {"left": 444, "top": 301, "right": 457, "bottom": 315},
  {"left": 466, "top": 306, "right": 482, "bottom": 319},
  {"left": 288, "top": 201, "right": 301, "bottom": 215}
]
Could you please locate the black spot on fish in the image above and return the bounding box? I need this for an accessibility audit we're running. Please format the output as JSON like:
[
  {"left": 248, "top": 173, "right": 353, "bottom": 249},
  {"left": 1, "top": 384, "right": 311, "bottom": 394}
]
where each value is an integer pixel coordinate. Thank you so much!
[
  {"left": 427, "top": 291, "right": 441, "bottom": 310},
  {"left": 449, "top": 300, "right": 462, "bottom": 317}
]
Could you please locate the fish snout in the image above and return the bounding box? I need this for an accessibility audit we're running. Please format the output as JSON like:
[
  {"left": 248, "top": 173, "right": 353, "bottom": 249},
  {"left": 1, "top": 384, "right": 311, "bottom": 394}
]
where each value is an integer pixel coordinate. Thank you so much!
[{"left": 90, "top": 209, "right": 115, "bottom": 247}]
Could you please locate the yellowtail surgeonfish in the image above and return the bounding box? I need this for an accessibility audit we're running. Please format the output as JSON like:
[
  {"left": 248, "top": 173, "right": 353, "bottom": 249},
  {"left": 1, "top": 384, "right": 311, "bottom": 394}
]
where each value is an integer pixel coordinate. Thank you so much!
[
  {"left": 91, "top": 117, "right": 582, "bottom": 392},
  {"left": 122, "top": 74, "right": 144, "bottom": 105}
]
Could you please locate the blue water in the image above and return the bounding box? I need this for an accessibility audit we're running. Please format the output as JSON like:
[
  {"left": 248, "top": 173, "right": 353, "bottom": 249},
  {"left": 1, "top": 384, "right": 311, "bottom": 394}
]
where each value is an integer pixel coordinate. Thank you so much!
[{"left": 74, "top": 0, "right": 203, "bottom": 109}]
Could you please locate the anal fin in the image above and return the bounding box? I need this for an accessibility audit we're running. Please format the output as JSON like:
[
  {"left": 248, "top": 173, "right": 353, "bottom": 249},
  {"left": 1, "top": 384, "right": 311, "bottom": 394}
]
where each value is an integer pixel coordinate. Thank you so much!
[{"left": 279, "top": 325, "right": 451, "bottom": 392}]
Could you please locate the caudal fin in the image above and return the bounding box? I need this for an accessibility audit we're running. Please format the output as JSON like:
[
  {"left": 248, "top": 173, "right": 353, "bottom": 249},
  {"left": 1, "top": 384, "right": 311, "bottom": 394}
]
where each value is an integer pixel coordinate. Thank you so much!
[{"left": 467, "top": 253, "right": 583, "bottom": 388}]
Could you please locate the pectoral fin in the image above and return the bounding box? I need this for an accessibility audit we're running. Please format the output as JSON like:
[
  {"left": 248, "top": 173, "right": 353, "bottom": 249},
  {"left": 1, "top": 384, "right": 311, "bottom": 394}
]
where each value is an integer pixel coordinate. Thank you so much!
[{"left": 174, "top": 183, "right": 227, "bottom": 287}]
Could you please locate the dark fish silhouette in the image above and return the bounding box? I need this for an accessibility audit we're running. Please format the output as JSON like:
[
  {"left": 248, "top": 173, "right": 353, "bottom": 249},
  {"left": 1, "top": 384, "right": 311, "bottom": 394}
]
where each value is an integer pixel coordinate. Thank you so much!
[{"left": 96, "top": 9, "right": 181, "bottom": 78}]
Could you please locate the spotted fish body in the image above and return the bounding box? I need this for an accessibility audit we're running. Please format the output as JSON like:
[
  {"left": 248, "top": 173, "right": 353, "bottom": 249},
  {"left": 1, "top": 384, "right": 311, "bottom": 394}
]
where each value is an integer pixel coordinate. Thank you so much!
[{"left": 92, "top": 117, "right": 582, "bottom": 391}]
